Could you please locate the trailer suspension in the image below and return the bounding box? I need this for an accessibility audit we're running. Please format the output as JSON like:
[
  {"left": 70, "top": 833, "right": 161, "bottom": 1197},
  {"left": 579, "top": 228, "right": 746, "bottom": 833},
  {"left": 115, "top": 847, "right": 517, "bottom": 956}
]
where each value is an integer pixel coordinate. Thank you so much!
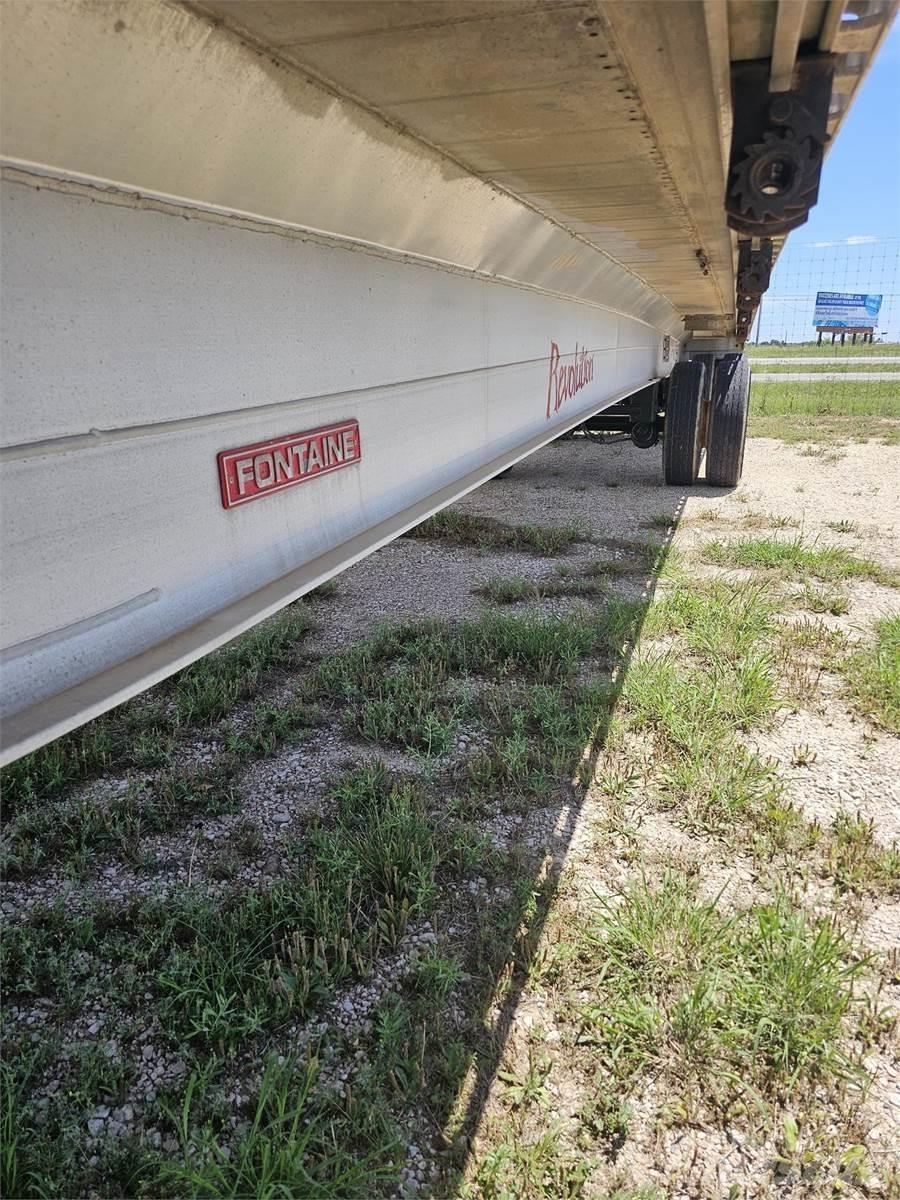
[
  {"left": 578, "top": 382, "right": 663, "bottom": 448},
  {"left": 726, "top": 54, "right": 835, "bottom": 344}
]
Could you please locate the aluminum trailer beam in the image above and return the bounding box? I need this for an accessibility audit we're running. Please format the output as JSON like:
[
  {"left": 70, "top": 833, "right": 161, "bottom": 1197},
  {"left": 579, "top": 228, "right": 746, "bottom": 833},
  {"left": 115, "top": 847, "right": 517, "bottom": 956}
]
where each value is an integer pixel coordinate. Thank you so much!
[
  {"left": 0, "top": 165, "right": 671, "bottom": 764},
  {"left": 0, "top": 0, "right": 685, "bottom": 764},
  {"left": 1, "top": 0, "right": 895, "bottom": 763}
]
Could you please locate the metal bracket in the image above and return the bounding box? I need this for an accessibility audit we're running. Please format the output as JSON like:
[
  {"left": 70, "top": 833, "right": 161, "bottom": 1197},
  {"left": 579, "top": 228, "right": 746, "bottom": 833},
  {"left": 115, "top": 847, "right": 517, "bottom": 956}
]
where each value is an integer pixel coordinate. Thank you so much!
[
  {"left": 734, "top": 237, "right": 774, "bottom": 343},
  {"left": 726, "top": 55, "right": 835, "bottom": 238},
  {"left": 578, "top": 381, "right": 662, "bottom": 447}
]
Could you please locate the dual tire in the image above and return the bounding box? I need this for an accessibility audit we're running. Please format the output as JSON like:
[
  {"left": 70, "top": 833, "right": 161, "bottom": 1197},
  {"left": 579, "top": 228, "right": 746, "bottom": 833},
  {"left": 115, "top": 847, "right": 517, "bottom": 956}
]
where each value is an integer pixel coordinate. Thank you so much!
[
  {"left": 706, "top": 355, "right": 750, "bottom": 487},
  {"left": 663, "top": 354, "right": 750, "bottom": 487}
]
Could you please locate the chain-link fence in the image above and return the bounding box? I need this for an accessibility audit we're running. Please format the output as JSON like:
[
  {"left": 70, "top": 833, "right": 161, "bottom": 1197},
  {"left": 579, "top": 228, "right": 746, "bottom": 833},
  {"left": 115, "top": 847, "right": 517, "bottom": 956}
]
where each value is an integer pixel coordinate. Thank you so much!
[{"left": 747, "top": 237, "right": 900, "bottom": 424}]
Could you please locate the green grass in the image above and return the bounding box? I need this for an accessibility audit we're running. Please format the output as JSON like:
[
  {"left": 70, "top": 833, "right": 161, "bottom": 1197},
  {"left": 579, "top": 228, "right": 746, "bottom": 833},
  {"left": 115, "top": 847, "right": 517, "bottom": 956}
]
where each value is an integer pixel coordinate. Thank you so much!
[
  {"left": 616, "top": 578, "right": 820, "bottom": 856},
  {"left": 467, "top": 1123, "right": 590, "bottom": 1199},
  {"left": 747, "top": 342, "right": 900, "bottom": 358},
  {"left": 1, "top": 602, "right": 315, "bottom": 816},
  {"left": 702, "top": 535, "right": 899, "bottom": 587},
  {"left": 155, "top": 764, "right": 487, "bottom": 1050},
  {"left": 2, "top": 605, "right": 635, "bottom": 876},
  {"left": 0, "top": 721, "right": 119, "bottom": 817},
  {"left": 748, "top": 412, "right": 900, "bottom": 444},
  {"left": 750, "top": 362, "right": 900, "bottom": 374},
  {"left": 624, "top": 647, "right": 776, "bottom": 737},
  {"left": 749, "top": 380, "right": 900, "bottom": 414},
  {"left": 824, "top": 812, "right": 900, "bottom": 897},
  {"left": 644, "top": 512, "right": 676, "bottom": 530},
  {"left": 406, "top": 510, "right": 591, "bottom": 556},
  {"left": 633, "top": 578, "right": 781, "bottom": 741},
  {"left": 602, "top": 574, "right": 896, "bottom": 898},
  {"left": 1, "top": 837, "right": 555, "bottom": 1200},
  {"left": 2, "top": 760, "right": 500, "bottom": 1197},
  {"left": 3, "top": 764, "right": 486, "bottom": 1019},
  {"left": 309, "top": 578, "right": 340, "bottom": 600},
  {"left": 841, "top": 614, "right": 900, "bottom": 732},
  {"left": 475, "top": 561, "right": 619, "bottom": 606},
  {"left": 642, "top": 578, "right": 778, "bottom": 660},
  {"left": 2, "top": 695, "right": 322, "bottom": 878},
  {"left": 1, "top": 1049, "right": 58, "bottom": 1200},
  {"left": 160, "top": 1055, "right": 391, "bottom": 1199},
  {"left": 775, "top": 616, "right": 846, "bottom": 708},
  {"left": 600, "top": 536, "right": 668, "bottom": 571},
  {"left": 3, "top": 764, "right": 238, "bottom": 879},
  {"left": 476, "top": 576, "right": 554, "bottom": 605},
  {"left": 129, "top": 602, "right": 314, "bottom": 732},
  {"left": 794, "top": 582, "right": 850, "bottom": 616},
  {"left": 571, "top": 875, "right": 867, "bottom": 1105},
  {"left": 621, "top": 651, "right": 790, "bottom": 843},
  {"left": 746, "top": 371, "right": 900, "bottom": 444},
  {"left": 466, "top": 678, "right": 616, "bottom": 800},
  {"left": 311, "top": 606, "right": 637, "bottom": 775},
  {"left": 727, "top": 509, "right": 799, "bottom": 531}
]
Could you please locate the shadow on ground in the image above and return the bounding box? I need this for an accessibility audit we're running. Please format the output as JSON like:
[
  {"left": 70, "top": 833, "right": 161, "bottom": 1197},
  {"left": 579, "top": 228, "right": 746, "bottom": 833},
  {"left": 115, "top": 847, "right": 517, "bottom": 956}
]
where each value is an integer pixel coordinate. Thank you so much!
[
  {"left": 2, "top": 435, "right": 742, "bottom": 1197},
  {"left": 425, "top": 438, "right": 697, "bottom": 1192}
]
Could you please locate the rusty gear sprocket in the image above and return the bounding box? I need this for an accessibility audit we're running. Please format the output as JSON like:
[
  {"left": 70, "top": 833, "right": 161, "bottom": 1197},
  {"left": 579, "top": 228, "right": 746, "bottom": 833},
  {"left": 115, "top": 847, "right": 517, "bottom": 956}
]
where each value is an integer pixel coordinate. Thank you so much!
[{"left": 729, "top": 129, "right": 815, "bottom": 225}]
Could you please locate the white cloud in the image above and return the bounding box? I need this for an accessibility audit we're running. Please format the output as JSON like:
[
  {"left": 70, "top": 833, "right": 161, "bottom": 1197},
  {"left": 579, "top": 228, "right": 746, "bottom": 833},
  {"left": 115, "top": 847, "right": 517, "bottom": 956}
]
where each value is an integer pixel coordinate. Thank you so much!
[{"left": 807, "top": 234, "right": 878, "bottom": 247}]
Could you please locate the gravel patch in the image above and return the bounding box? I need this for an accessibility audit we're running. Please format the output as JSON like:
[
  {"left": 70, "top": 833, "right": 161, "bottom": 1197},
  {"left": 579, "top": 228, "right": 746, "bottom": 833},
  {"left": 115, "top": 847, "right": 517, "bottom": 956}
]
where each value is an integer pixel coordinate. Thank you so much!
[{"left": 4, "top": 431, "right": 898, "bottom": 1197}]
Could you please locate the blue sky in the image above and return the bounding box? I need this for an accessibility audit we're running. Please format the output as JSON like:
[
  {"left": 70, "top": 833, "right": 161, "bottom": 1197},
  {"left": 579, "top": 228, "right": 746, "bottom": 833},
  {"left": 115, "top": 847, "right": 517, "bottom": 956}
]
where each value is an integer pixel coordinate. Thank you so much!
[{"left": 754, "top": 18, "right": 900, "bottom": 341}]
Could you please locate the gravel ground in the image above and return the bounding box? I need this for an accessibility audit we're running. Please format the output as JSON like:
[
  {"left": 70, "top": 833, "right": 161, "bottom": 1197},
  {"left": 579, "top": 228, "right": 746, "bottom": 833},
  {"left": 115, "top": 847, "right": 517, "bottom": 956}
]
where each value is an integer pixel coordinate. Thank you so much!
[
  {"left": 459, "top": 434, "right": 900, "bottom": 1198},
  {"left": 3, "top": 430, "right": 899, "bottom": 1197}
]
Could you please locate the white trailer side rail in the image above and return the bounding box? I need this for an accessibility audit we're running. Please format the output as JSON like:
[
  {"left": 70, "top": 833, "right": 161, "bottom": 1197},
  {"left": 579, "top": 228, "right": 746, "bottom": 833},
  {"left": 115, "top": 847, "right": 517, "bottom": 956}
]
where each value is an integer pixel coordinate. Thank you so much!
[
  {"left": 0, "top": 167, "right": 673, "bottom": 763},
  {"left": 2, "top": 0, "right": 895, "bottom": 763}
]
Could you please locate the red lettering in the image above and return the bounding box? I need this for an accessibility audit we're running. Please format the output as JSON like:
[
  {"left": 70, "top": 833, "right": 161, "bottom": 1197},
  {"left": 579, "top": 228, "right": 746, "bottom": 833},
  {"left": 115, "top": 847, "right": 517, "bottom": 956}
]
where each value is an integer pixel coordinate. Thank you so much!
[
  {"left": 546, "top": 341, "right": 560, "bottom": 419},
  {"left": 218, "top": 420, "right": 362, "bottom": 509},
  {"left": 545, "top": 340, "right": 596, "bottom": 420}
]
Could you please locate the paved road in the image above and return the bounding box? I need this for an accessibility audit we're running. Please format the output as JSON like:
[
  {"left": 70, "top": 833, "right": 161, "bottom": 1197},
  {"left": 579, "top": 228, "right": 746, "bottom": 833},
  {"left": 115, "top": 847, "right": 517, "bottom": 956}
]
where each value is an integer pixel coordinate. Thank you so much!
[{"left": 752, "top": 372, "right": 900, "bottom": 383}]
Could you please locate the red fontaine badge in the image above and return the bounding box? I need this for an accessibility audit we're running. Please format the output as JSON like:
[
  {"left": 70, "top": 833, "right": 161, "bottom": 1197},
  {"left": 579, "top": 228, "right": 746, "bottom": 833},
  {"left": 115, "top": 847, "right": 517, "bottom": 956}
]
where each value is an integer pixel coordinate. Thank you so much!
[{"left": 217, "top": 420, "right": 361, "bottom": 509}]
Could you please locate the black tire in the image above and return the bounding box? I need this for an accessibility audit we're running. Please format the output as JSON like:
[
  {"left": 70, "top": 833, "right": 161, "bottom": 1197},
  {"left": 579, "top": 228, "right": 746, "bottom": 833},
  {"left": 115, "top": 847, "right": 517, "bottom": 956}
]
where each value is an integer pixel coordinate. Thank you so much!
[
  {"left": 706, "top": 355, "right": 750, "bottom": 487},
  {"left": 663, "top": 360, "right": 706, "bottom": 485},
  {"left": 630, "top": 422, "right": 659, "bottom": 449}
]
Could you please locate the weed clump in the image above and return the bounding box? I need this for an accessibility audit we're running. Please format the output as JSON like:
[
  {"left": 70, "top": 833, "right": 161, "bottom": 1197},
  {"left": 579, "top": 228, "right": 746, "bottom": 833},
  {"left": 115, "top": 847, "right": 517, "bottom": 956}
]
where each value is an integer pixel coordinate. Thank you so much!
[
  {"left": 575, "top": 875, "right": 867, "bottom": 1102},
  {"left": 618, "top": 579, "right": 816, "bottom": 855},
  {"left": 825, "top": 811, "right": 900, "bottom": 896},
  {"left": 312, "top": 608, "right": 633, "bottom": 771},
  {"left": 407, "top": 510, "right": 591, "bottom": 556},
  {"left": 702, "top": 535, "right": 898, "bottom": 587},
  {"left": 156, "top": 763, "right": 486, "bottom": 1049},
  {"left": 842, "top": 614, "right": 900, "bottom": 732}
]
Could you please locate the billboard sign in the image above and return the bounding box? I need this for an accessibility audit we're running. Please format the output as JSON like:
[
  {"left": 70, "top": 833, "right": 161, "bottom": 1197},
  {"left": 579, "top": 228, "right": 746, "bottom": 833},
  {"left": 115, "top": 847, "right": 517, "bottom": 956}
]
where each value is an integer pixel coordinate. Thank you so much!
[{"left": 813, "top": 291, "right": 882, "bottom": 328}]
